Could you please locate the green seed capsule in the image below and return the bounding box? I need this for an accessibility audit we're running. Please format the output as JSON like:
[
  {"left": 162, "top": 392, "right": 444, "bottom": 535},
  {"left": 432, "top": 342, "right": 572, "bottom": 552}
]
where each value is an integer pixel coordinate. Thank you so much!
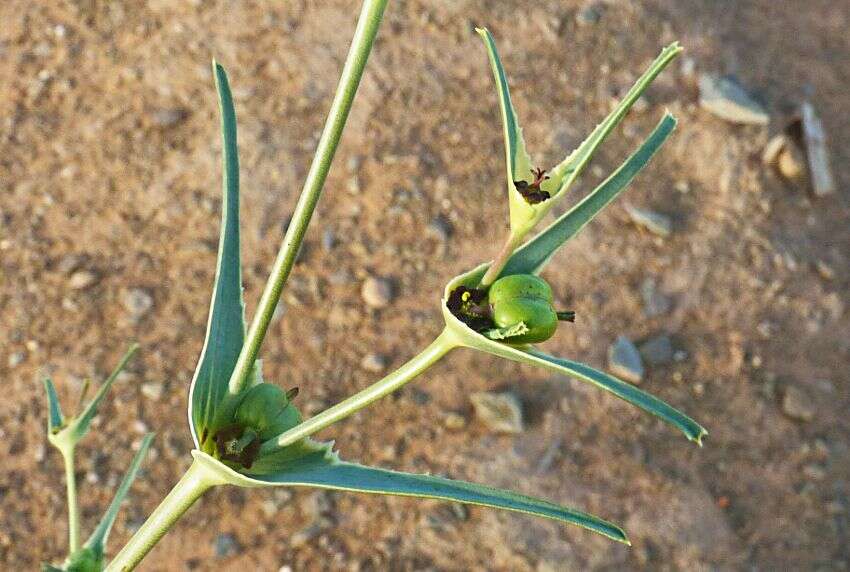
[
  {"left": 488, "top": 274, "right": 558, "bottom": 344},
  {"left": 234, "top": 383, "right": 302, "bottom": 440}
]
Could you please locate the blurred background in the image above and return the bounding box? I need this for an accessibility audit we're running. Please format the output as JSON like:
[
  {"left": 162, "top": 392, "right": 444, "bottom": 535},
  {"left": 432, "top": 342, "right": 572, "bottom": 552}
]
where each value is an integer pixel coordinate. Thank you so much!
[{"left": 1, "top": 1, "right": 847, "bottom": 570}]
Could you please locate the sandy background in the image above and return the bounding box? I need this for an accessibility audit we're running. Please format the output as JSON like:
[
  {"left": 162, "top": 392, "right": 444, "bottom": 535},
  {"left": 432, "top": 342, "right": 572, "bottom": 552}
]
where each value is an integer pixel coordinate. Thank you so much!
[{"left": 1, "top": 0, "right": 848, "bottom": 570}]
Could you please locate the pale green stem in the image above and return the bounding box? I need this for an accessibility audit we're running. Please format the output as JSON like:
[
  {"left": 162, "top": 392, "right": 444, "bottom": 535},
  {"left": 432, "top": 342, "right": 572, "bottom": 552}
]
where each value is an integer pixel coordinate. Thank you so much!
[
  {"left": 226, "top": 0, "right": 389, "bottom": 397},
  {"left": 262, "top": 329, "right": 457, "bottom": 453},
  {"left": 105, "top": 459, "right": 224, "bottom": 572},
  {"left": 59, "top": 445, "right": 80, "bottom": 553},
  {"left": 480, "top": 232, "right": 521, "bottom": 287}
]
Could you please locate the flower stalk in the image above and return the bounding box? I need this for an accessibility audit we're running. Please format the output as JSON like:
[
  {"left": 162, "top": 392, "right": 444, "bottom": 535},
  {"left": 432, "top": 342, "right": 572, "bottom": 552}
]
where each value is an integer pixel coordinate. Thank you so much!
[{"left": 262, "top": 329, "right": 456, "bottom": 452}]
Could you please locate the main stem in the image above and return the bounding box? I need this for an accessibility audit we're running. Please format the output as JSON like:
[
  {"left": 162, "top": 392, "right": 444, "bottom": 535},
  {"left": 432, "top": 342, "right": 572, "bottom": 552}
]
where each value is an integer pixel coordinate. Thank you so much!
[
  {"left": 226, "top": 0, "right": 389, "bottom": 396},
  {"left": 105, "top": 460, "right": 221, "bottom": 572},
  {"left": 61, "top": 446, "right": 80, "bottom": 553},
  {"left": 262, "top": 330, "right": 456, "bottom": 452}
]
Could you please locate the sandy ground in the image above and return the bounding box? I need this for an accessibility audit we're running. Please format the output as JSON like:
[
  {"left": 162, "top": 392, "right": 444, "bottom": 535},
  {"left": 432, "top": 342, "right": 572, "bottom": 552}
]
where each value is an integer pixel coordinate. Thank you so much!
[{"left": 1, "top": 1, "right": 848, "bottom": 570}]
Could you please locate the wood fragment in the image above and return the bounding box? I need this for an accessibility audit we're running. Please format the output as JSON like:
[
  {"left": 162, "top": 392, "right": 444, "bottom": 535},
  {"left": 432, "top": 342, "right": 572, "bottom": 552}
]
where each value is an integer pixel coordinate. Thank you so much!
[{"left": 801, "top": 102, "right": 835, "bottom": 196}]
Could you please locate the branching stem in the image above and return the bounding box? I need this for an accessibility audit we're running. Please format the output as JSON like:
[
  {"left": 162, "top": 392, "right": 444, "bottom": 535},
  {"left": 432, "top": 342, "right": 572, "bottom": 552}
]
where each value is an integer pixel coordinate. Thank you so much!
[
  {"left": 480, "top": 232, "right": 521, "bottom": 287},
  {"left": 59, "top": 444, "right": 80, "bottom": 553},
  {"left": 262, "top": 330, "right": 456, "bottom": 453}
]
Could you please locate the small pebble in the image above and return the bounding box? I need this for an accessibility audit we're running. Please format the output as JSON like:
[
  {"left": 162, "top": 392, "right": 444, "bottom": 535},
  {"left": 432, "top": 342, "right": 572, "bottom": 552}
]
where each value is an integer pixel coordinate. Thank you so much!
[
  {"left": 58, "top": 254, "right": 84, "bottom": 274},
  {"left": 624, "top": 203, "right": 672, "bottom": 237},
  {"left": 69, "top": 270, "right": 98, "bottom": 290},
  {"left": 132, "top": 419, "right": 150, "bottom": 434},
  {"left": 815, "top": 260, "right": 834, "bottom": 281},
  {"left": 575, "top": 4, "right": 602, "bottom": 25},
  {"left": 698, "top": 74, "right": 769, "bottom": 125},
  {"left": 470, "top": 391, "right": 524, "bottom": 434},
  {"left": 762, "top": 134, "right": 804, "bottom": 180},
  {"left": 7, "top": 352, "right": 25, "bottom": 368},
  {"left": 290, "top": 520, "right": 328, "bottom": 548},
  {"left": 762, "top": 134, "right": 787, "bottom": 165},
  {"left": 122, "top": 287, "right": 154, "bottom": 318},
  {"left": 640, "top": 278, "right": 672, "bottom": 318},
  {"left": 346, "top": 155, "right": 362, "bottom": 173},
  {"left": 443, "top": 412, "right": 467, "bottom": 430},
  {"left": 608, "top": 335, "right": 644, "bottom": 384},
  {"left": 360, "top": 353, "right": 387, "bottom": 373},
  {"left": 214, "top": 533, "right": 241, "bottom": 558},
  {"left": 260, "top": 500, "right": 279, "bottom": 518},
  {"left": 321, "top": 229, "right": 336, "bottom": 251},
  {"left": 141, "top": 382, "right": 164, "bottom": 401},
  {"left": 427, "top": 215, "right": 453, "bottom": 241},
  {"left": 777, "top": 143, "right": 805, "bottom": 180},
  {"left": 361, "top": 276, "right": 394, "bottom": 309},
  {"left": 639, "top": 334, "right": 674, "bottom": 366},
  {"left": 781, "top": 386, "right": 814, "bottom": 422},
  {"left": 151, "top": 108, "right": 188, "bottom": 128}
]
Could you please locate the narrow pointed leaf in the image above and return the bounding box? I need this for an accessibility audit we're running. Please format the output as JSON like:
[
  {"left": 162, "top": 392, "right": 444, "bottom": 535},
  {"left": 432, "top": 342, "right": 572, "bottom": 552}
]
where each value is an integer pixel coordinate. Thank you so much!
[
  {"left": 85, "top": 434, "right": 154, "bottom": 562},
  {"left": 543, "top": 43, "right": 682, "bottom": 198},
  {"left": 521, "top": 350, "right": 705, "bottom": 444},
  {"left": 43, "top": 377, "right": 64, "bottom": 434},
  {"left": 190, "top": 449, "right": 628, "bottom": 544},
  {"left": 71, "top": 344, "right": 138, "bottom": 442},
  {"left": 188, "top": 62, "right": 247, "bottom": 447},
  {"left": 476, "top": 28, "right": 542, "bottom": 237},
  {"left": 441, "top": 267, "right": 706, "bottom": 444},
  {"left": 503, "top": 113, "right": 677, "bottom": 277}
]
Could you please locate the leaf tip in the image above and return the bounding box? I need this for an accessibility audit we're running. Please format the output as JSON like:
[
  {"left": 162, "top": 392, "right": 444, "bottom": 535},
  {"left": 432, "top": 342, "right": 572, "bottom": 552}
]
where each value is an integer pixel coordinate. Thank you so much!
[
  {"left": 600, "top": 521, "right": 630, "bottom": 545},
  {"left": 692, "top": 426, "right": 709, "bottom": 447},
  {"left": 212, "top": 59, "right": 229, "bottom": 85}
]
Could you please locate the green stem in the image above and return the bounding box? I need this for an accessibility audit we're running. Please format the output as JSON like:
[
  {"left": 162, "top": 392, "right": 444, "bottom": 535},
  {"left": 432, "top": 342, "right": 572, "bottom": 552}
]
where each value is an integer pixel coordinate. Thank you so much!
[
  {"left": 262, "top": 329, "right": 456, "bottom": 453},
  {"left": 480, "top": 232, "right": 521, "bottom": 287},
  {"left": 105, "top": 459, "right": 224, "bottom": 572},
  {"left": 60, "top": 445, "right": 80, "bottom": 553},
  {"left": 226, "top": 0, "right": 389, "bottom": 397}
]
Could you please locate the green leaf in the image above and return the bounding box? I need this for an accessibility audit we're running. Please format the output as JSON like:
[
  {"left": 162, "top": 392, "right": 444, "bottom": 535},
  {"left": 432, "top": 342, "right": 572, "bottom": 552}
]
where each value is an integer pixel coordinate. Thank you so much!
[
  {"left": 43, "top": 377, "right": 64, "bottom": 434},
  {"left": 476, "top": 28, "right": 541, "bottom": 238},
  {"left": 85, "top": 434, "right": 154, "bottom": 563},
  {"left": 70, "top": 345, "right": 138, "bottom": 443},
  {"left": 189, "top": 449, "right": 628, "bottom": 544},
  {"left": 440, "top": 266, "right": 706, "bottom": 444},
  {"left": 503, "top": 113, "right": 677, "bottom": 277},
  {"left": 522, "top": 350, "right": 705, "bottom": 444},
  {"left": 542, "top": 42, "right": 682, "bottom": 199},
  {"left": 188, "top": 61, "right": 247, "bottom": 447}
]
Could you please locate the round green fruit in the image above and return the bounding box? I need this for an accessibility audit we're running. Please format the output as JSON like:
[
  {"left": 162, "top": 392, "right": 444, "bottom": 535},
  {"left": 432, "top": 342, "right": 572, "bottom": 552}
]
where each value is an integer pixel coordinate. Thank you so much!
[
  {"left": 234, "top": 383, "right": 302, "bottom": 440},
  {"left": 488, "top": 274, "right": 558, "bottom": 344}
]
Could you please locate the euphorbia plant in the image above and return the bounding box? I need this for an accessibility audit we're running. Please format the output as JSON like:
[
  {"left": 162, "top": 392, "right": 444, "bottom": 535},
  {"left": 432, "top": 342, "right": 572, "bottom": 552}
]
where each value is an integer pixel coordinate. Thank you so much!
[{"left": 40, "top": 1, "right": 706, "bottom": 570}]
